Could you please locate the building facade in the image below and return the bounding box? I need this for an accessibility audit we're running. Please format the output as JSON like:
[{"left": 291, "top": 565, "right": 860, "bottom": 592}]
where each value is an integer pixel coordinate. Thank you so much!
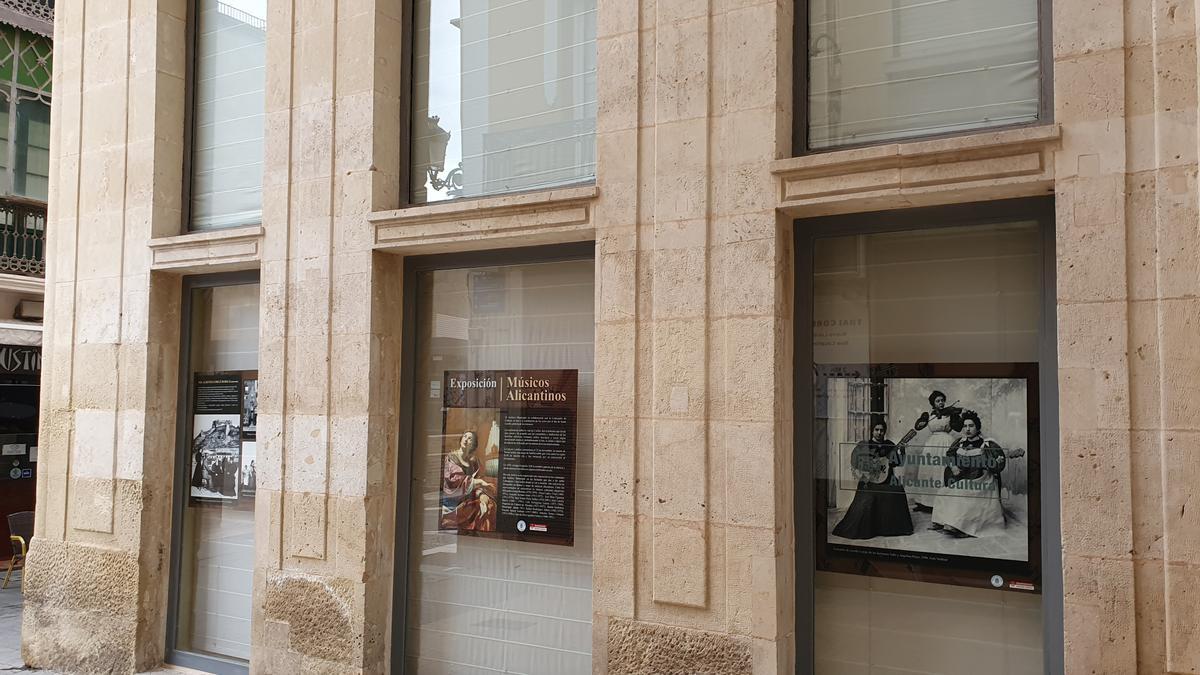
[
  {"left": 0, "top": 0, "right": 51, "bottom": 573},
  {"left": 21, "top": 0, "right": 1200, "bottom": 674}
]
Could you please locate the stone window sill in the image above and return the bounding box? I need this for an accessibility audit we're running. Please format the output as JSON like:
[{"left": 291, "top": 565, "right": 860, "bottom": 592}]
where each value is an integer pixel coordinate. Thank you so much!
[
  {"left": 369, "top": 185, "right": 598, "bottom": 253},
  {"left": 773, "top": 124, "right": 1062, "bottom": 216},
  {"left": 148, "top": 225, "right": 264, "bottom": 273}
]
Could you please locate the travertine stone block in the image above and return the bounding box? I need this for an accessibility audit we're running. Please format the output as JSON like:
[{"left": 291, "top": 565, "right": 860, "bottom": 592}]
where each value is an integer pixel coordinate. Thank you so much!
[
  {"left": 22, "top": 539, "right": 141, "bottom": 673},
  {"left": 1062, "top": 555, "right": 1139, "bottom": 673},
  {"left": 607, "top": 617, "right": 753, "bottom": 675},
  {"left": 1165, "top": 560, "right": 1200, "bottom": 672}
]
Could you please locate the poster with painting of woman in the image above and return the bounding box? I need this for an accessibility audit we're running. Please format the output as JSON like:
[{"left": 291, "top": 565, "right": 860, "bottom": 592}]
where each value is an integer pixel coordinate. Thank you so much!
[{"left": 439, "top": 369, "right": 578, "bottom": 546}]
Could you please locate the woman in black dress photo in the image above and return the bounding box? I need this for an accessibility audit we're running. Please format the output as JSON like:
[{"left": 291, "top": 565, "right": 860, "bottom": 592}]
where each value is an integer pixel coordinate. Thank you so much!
[{"left": 832, "top": 420, "right": 915, "bottom": 539}]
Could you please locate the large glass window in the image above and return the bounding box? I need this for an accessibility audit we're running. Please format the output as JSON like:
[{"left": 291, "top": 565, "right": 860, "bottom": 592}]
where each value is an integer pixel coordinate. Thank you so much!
[
  {"left": 807, "top": 0, "right": 1042, "bottom": 149},
  {"left": 411, "top": 0, "right": 597, "bottom": 203},
  {"left": 188, "top": 0, "right": 267, "bottom": 231},
  {"left": 802, "top": 206, "right": 1054, "bottom": 672},
  {"left": 403, "top": 257, "right": 595, "bottom": 673},
  {"left": 171, "top": 281, "right": 260, "bottom": 672}
]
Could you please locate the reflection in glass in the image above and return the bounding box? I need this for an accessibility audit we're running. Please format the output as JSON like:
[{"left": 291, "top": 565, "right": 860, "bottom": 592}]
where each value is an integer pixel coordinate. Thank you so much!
[{"left": 411, "top": 0, "right": 597, "bottom": 203}]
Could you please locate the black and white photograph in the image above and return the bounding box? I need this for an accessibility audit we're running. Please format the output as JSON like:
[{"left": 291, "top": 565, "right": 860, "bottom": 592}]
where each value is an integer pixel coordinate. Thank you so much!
[
  {"left": 240, "top": 440, "right": 257, "bottom": 499},
  {"left": 241, "top": 376, "right": 258, "bottom": 439},
  {"left": 816, "top": 364, "right": 1040, "bottom": 586},
  {"left": 189, "top": 414, "right": 241, "bottom": 500}
]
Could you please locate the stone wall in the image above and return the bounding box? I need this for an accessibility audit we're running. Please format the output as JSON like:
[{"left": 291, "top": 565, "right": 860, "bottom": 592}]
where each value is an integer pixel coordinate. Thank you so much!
[
  {"left": 1054, "top": 0, "right": 1200, "bottom": 672},
  {"left": 23, "top": 0, "right": 1200, "bottom": 673}
]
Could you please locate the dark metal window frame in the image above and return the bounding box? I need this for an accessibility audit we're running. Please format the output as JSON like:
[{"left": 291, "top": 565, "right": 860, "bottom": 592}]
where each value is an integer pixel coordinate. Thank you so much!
[
  {"left": 792, "top": 0, "right": 1055, "bottom": 156},
  {"left": 792, "top": 197, "right": 1063, "bottom": 673},
  {"left": 180, "top": 0, "right": 198, "bottom": 231},
  {"left": 389, "top": 241, "right": 596, "bottom": 674},
  {"left": 165, "top": 270, "right": 260, "bottom": 675}
]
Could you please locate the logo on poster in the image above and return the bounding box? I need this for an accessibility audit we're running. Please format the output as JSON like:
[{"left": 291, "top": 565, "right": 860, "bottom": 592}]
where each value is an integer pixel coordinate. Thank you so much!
[{"left": 517, "top": 520, "right": 527, "bottom": 532}]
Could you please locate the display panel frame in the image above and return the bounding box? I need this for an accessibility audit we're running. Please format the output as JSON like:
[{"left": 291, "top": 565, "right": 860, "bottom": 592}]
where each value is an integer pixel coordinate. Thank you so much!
[
  {"left": 793, "top": 197, "right": 1062, "bottom": 674},
  {"left": 390, "top": 242, "right": 595, "bottom": 675},
  {"left": 814, "top": 361, "right": 1042, "bottom": 589}
]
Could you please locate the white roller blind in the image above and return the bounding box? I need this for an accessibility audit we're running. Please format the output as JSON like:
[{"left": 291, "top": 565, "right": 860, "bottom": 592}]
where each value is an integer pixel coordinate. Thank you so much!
[
  {"left": 407, "top": 261, "right": 596, "bottom": 674},
  {"left": 808, "top": 0, "right": 1041, "bottom": 149},
  {"left": 412, "top": 0, "right": 598, "bottom": 203},
  {"left": 189, "top": 1, "right": 267, "bottom": 231}
]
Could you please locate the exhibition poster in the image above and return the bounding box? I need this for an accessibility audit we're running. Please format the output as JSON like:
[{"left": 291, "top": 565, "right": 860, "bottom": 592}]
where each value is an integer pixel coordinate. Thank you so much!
[
  {"left": 439, "top": 369, "right": 577, "bottom": 546},
  {"left": 190, "top": 371, "right": 258, "bottom": 506},
  {"left": 815, "top": 362, "right": 1042, "bottom": 592}
]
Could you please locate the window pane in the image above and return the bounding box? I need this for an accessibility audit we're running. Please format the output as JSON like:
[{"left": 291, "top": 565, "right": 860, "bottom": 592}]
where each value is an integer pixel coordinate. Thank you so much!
[
  {"left": 175, "top": 283, "right": 260, "bottom": 663},
  {"left": 13, "top": 97, "right": 49, "bottom": 202},
  {"left": 405, "top": 259, "right": 595, "bottom": 673},
  {"left": 811, "top": 221, "right": 1045, "bottom": 673},
  {"left": 0, "top": 26, "right": 16, "bottom": 84},
  {"left": 808, "top": 0, "right": 1040, "bottom": 149},
  {"left": 0, "top": 99, "right": 10, "bottom": 177},
  {"left": 411, "top": 0, "right": 598, "bottom": 203},
  {"left": 189, "top": 0, "right": 266, "bottom": 231}
]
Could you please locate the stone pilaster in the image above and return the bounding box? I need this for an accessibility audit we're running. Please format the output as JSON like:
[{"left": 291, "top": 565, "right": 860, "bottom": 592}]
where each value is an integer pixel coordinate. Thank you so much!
[
  {"left": 1125, "top": 0, "right": 1200, "bottom": 672},
  {"left": 22, "top": 0, "right": 188, "bottom": 671},
  {"left": 1055, "top": 0, "right": 1200, "bottom": 671},
  {"left": 252, "top": 0, "right": 402, "bottom": 672},
  {"left": 592, "top": 0, "right": 793, "bottom": 671}
]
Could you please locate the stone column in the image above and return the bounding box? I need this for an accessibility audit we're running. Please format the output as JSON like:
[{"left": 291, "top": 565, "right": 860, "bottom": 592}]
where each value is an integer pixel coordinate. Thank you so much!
[
  {"left": 593, "top": 0, "right": 794, "bottom": 671},
  {"left": 1055, "top": 0, "right": 1200, "bottom": 670},
  {"left": 22, "top": 0, "right": 188, "bottom": 672},
  {"left": 252, "top": 0, "right": 403, "bottom": 672},
  {"left": 1125, "top": 0, "right": 1200, "bottom": 672}
]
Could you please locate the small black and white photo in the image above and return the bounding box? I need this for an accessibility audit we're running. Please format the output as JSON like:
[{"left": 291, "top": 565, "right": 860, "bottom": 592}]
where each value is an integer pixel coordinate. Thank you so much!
[
  {"left": 819, "top": 369, "right": 1035, "bottom": 569},
  {"left": 190, "top": 414, "right": 241, "bottom": 500},
  {"left": 240, "top": 440, "right": 257, "bottom": 498},
  {"left": 241, "top": 377, "right": 258, "bottom": 439}
]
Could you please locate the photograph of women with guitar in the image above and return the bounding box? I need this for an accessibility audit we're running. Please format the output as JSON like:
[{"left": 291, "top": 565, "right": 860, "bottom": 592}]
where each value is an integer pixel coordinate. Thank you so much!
[
  {"left": 822, "top": 373, "right": 1033, "bottom": 566},
  {"left": 831, "top": 420, "right": 913, "bottom": 539},
  {"left": 932, "top": 410, "right": 1026, "bottom": 538}
]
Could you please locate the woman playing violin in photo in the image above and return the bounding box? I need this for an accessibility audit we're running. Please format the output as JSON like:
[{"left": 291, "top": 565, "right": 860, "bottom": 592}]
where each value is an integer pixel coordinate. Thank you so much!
[{"left": 908, "top": 390, "right": 962, "bottom": 514}]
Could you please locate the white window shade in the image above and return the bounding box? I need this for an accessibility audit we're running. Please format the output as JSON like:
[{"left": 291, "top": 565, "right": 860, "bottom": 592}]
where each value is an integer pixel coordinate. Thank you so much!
[
  {"left": 808, "top": 0, "right": 1041, "bottom": 149},
  {"left": 189, "top": 1, "right": 267, "bottom": 231}
]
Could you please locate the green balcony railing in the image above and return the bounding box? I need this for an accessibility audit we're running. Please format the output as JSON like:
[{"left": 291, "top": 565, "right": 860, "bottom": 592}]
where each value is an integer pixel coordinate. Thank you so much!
[{"left": 0, "top": 199, "right": 44, "bottom": 277}]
